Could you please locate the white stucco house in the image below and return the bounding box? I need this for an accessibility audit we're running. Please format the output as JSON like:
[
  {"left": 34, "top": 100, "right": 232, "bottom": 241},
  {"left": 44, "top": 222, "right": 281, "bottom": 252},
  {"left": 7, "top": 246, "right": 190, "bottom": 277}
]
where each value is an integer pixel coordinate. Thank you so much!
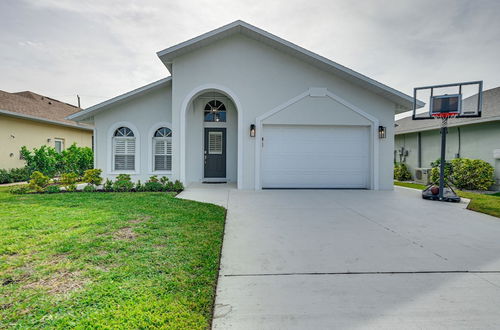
[{"left": 68, "top": 20, "right": 414, "bottom": 190}]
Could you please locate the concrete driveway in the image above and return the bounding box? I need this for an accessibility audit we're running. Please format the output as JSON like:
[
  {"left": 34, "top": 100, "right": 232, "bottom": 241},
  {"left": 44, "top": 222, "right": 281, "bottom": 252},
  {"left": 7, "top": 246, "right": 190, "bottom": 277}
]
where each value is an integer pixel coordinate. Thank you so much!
[{"left": 178, "top": 185, "right": 500, "bottom": 329}]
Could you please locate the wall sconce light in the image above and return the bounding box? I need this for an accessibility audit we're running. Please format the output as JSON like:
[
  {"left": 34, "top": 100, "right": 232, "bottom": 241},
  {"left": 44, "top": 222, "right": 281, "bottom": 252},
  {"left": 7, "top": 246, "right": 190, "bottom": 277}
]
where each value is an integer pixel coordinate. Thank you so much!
[
  {"left": 47, "top": 138, "right": 52, "bottom": 143},
  {"left": 378, "top": 126, "right": 386, "bottom": 139},
  {"left": 250, "top": 124, "right": 256, "bottom": 137}
]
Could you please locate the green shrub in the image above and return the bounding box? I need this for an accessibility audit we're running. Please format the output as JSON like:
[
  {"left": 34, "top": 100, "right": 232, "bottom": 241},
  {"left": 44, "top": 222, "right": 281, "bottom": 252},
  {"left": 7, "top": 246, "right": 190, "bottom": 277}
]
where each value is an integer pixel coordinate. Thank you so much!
[
  {"left": 394, "top": 163, "right": 412, "bottom": 181},
  {"left": 112, "top": 174, "right": 133, "bottom": 192},
  {"left": 431, "top": 158, "right": 495, "bottom": 190},
  {"left": 0, "top": 169, "right": 11, "bottom": 184},
  {"left": 104, "top": 178, "right": 113, "bottom": 192},
  {"left": 144, "top": 181, "right": 164, "bottom": 192},
  {"left": 82, "top": 169, "right": 103, "bottom": 186},
  {"left": 20, "top": 143, "right": 93, "bottom": 178},
  {"left": 10, "top": 185, "right": 30, "bottom": 195},
  {"left": 450, "top": 158, "right": 494, "bottom": 190},
  {"left": 148, "top": 175, "right": 159, "bottom": 183},
  {"left": 430, "top": 159, "right": 453, "bottom": 185},
  {"left": 135, "top": 180, "right": 145, "bottom": 192},
  {"left": 160, "top": 176, "right": 169, "bottom": 185},
  {"left": 173, "top": 180, "right": 184, "bottom": 192},
  {"left": 28, "top": 171, "right": 50, "bottom": 192},
  {"left": 165, "top": 181, "right": 175, "bottom": 191},
  {"left": 60, "top": 144, "right": 93, "bottom": 176},
  {"left": 61, "top": 172, "right": 78, "bottom": 192},
  {"left": 82, "top": 184, "right": 96, "bottom": 192},
  {"left": 45, "top": 185, "right": 61, "bottom": 193},
  {"left": 9, "top": 167, "right": 31, "bottom": 182},
  {"left": 21, "top": 145, "right": 61, "bottom": 178}
]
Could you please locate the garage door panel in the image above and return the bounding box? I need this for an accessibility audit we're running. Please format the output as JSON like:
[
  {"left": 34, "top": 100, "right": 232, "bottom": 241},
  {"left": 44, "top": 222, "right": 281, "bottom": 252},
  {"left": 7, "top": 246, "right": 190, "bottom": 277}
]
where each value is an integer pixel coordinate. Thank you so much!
[{"left": 262, "top": 125, "right": 370, "bottom": 188}]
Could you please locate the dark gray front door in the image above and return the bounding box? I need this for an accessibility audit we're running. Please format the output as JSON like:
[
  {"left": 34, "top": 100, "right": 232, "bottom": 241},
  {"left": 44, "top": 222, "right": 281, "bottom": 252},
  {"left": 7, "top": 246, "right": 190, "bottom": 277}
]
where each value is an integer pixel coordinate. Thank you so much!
[{"left": 204, "top": 128, "right": 226, "bottom": 178}]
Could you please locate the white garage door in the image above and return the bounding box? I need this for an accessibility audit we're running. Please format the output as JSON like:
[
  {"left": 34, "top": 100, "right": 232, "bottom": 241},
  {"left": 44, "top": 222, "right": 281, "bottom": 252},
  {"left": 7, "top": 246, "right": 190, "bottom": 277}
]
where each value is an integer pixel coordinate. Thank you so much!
[{"left": 261, "top": 125, "right": 370, "bottom": 188}]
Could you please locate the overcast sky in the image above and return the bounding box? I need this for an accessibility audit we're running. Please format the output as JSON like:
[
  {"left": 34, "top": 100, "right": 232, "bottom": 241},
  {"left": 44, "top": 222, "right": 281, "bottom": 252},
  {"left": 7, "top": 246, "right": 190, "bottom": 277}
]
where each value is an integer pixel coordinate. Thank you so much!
[{"left": 1, "top": 0, "right": 499, "bottom": 118}]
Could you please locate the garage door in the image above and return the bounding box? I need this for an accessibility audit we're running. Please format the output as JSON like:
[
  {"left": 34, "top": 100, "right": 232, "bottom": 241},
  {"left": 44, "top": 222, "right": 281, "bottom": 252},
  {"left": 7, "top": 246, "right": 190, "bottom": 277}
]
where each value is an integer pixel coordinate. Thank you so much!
[{"left": 261, "top": 125, "right": 370, "bottom": 188}]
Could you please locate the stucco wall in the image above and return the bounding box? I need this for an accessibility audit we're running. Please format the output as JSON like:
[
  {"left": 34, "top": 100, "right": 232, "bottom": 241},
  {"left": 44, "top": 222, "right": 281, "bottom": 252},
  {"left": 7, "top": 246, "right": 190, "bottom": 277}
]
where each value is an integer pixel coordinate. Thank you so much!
[
  {"left": 0, "top": 115, "right": 92, "bottom": 169},
  {"left": 395, "top": 121, "right": 500, "bottom": 188},
  {"left": 171, "top": 34, "right": 397, "bottom": 190},
  {"left": 93, "top": 85, "right": 172, "bottom": 182}
]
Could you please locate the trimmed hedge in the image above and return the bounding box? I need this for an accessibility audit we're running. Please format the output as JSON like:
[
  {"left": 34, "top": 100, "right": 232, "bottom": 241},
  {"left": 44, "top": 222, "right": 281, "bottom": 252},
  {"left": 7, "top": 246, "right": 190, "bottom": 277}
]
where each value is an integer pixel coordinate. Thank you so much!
[{"left": 0, "top": 167, "right": 31, "bottom": 184}]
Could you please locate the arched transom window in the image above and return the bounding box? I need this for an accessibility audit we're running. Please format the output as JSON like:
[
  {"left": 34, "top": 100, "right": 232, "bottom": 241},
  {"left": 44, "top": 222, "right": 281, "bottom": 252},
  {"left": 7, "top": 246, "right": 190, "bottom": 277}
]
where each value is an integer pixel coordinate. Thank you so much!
[
  {"left": 153, "top": 127, "right": 172, "bottom": 171},
  {"left": 113, "top": 127, "right": 135, "bottom": 171},
  {"left": 204, "top": 100, "right": 226, "bottom": 122}
]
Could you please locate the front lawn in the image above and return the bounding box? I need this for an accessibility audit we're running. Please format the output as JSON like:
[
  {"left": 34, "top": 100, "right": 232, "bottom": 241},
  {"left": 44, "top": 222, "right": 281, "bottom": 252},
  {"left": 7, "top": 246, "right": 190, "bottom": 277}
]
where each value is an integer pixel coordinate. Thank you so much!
[
  {"left": 0, "top": 187, "right": 226, "bottom": 328},
  {"left": 394, "top": 181, "right": 500, "bottom": 218}
]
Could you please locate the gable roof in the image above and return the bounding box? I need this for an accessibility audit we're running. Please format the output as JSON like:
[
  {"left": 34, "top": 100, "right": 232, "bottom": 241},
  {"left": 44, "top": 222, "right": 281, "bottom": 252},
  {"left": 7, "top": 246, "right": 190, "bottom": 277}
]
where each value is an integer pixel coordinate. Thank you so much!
[
  {"left": 67, "top": 77, "right": 172, "bottom": 122},
  {"left": 157, "top": 20, "right": 416, "bottom": 111},
  {"left": 395, "top": 86, "right": 500, "bottom": 135},
  {"left": 0, "top": 90, "right": 93, "bottom": 130}
]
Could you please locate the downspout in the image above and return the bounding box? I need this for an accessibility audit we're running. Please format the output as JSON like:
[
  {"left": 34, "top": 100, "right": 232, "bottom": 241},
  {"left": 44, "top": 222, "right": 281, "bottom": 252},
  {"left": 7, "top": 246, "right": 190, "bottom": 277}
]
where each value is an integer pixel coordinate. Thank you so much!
[
  {"left": 417, "top": 132, "right": 422, "bottom": 168},
  {"left": 457, "top": 127, "right": 461, "bottom": 158}
]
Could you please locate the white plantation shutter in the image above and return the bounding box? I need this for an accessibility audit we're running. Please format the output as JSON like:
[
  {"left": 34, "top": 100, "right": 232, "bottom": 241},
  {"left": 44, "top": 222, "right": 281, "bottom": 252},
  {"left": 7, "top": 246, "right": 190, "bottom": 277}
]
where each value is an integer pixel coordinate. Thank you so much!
[
  {"left": 114, "top": 137, "right": 135, "bottom": 171},
  {"left": 208, "top": 131, "right": 223, "bottom": 154},
  {"left": 154, "top": 138, "right": 172, "bottom": 171}
]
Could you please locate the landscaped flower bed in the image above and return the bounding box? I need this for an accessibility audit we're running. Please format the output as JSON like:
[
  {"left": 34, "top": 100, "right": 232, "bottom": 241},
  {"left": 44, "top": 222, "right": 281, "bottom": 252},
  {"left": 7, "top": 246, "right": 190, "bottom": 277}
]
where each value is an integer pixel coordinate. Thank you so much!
[{"left": 10, "top": 170, "right": 184, "bottom": 194}]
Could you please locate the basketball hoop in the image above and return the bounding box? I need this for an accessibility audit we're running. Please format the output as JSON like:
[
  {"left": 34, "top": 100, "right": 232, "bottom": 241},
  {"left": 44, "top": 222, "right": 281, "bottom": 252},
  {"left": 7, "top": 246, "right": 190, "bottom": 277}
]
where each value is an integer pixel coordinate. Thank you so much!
[
  {"left": 431, "top": 112, "right": 459, "bottom": 118},
  {"left": 411, "top": 81, "right": 484, "bottom": 203}
]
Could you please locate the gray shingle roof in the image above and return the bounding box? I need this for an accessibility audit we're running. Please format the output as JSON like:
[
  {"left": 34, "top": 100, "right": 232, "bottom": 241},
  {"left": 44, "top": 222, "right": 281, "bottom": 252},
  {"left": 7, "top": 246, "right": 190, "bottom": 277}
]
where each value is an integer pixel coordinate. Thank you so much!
[{"left": 395, "top": 87, "right": 500, "bottom": 135}]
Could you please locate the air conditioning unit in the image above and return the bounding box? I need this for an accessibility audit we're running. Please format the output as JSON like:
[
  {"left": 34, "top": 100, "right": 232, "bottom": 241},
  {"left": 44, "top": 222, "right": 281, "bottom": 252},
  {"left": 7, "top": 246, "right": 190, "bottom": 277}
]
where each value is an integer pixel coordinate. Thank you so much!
[{"left": 414, "top": 168, "right": 432, "bottom": 185}]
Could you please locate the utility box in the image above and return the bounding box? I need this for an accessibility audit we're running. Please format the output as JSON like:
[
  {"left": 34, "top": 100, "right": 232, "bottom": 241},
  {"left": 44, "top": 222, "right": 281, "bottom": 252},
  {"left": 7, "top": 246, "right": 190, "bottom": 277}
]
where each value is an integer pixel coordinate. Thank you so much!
[{"left": 415, "top": 168, "right": 432, "bottom": 185}]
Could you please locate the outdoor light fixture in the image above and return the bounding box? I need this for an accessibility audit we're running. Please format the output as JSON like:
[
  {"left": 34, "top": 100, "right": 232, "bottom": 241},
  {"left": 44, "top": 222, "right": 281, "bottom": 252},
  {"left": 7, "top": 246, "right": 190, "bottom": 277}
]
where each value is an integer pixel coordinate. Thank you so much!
[
  {"left": 378, "top": 126, "right": 386, "bottom": 139},
  {"left": 250, "top": 124, "right": 256, "bottom": 137}
]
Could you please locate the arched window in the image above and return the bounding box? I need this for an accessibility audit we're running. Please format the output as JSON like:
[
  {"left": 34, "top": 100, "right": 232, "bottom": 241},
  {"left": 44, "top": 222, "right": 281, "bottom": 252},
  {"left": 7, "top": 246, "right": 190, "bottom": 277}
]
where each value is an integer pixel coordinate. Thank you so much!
[
  {"left": 153, "top": 127, "right": 172, "bottom": 171},
  {"left": 113, "top": 127, "right": 135, "bottom": 171},
  {"left": 204, "top": 100, "right": 226, "bottom": 122}
]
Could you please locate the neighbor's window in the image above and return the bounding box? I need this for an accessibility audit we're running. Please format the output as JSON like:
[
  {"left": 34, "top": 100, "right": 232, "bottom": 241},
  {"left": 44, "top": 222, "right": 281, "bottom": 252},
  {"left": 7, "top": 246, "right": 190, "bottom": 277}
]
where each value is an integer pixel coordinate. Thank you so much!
[
  {"left": 54, "top": 138, "right": 64, "bottom": 153},
  {"left": 113, "top": 127, "right": 135, "bottom": 171},
  {"left": 204, "top": 100, "right": 226, "bottom": 122},
  {"left": 153, "top": 127, "right": 172, "bottom": 171}
]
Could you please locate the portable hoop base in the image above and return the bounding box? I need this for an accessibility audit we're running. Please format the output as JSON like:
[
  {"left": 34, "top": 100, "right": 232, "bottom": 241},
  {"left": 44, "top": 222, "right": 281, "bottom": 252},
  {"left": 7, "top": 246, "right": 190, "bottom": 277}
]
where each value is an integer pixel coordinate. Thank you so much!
[{"left": 422, "top": 184, "right": 460, "bottom": 203}]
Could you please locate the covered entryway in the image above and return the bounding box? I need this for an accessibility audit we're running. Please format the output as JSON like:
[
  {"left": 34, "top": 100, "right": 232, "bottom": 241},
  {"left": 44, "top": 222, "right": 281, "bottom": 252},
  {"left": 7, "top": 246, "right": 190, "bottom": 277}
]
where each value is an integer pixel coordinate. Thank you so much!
[{"left": 261, "top": 124, "right": 370, "bottom": 188}]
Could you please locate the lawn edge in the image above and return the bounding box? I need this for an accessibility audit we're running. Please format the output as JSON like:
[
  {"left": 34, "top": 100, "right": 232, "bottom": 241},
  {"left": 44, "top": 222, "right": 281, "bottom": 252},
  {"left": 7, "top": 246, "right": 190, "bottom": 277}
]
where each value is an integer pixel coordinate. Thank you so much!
[{"left": 210, "top": 207, "right": 228, "bottom": 330}]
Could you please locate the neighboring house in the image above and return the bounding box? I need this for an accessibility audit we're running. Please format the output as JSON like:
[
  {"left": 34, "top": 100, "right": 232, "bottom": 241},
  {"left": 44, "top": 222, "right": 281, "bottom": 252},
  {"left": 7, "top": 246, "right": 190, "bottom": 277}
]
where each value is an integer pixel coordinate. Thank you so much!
[
  {"left": 0, "top": 90, "right": 93, "bottom": 169},
  {"left": 395, "top": 87, "right": 500, "bottom": 189},
  {"left": 68, "top": 20, "right": 415, "bottom": 190}
]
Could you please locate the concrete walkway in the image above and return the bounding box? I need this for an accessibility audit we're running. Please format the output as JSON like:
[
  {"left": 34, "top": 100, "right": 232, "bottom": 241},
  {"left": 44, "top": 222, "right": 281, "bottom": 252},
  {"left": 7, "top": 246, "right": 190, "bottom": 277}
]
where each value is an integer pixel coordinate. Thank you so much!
[{"left": 178, "top": 184, "right": 500, "bottom": 329}]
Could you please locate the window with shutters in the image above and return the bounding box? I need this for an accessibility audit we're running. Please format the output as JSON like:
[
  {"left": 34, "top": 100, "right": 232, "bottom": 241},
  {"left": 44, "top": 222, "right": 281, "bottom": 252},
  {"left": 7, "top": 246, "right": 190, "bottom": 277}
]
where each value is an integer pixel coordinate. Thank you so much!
[
  {"left": 113, "top": 127, "right": 135, "bottom": 171},
  {"left": 153, "top": 127, "right": 172, "bottom": 171},
  {"left": 208, "top": 131, "right": 223, "bottom": 154}
]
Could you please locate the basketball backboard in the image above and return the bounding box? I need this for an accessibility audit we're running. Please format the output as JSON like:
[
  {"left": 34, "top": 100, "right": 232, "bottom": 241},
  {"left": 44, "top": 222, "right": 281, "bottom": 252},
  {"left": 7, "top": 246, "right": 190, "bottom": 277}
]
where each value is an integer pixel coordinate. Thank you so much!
[{"left": 412, "top": 81, "right": 483, "bottom": 120}]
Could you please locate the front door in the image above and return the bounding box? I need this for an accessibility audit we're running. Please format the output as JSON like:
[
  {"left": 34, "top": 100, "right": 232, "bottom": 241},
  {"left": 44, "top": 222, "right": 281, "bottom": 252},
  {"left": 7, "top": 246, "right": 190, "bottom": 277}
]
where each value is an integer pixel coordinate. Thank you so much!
[{"left": 204, "top": 128, "right": 226, "bottom": 178}]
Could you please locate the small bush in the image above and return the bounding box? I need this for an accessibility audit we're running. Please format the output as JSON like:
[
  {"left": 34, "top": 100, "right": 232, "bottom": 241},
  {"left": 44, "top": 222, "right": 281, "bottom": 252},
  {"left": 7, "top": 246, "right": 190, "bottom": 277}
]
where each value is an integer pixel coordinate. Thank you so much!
[
  {"left": 160, "top": 176, "right": 169, "bottom": 185},
  {"left": 45, "top": 185, "right": 61, "bottom": 193},
  {"left": 173, "top": 180, "right": 184, "bottom": 192},
  {"left": 28, "top": 171, "right": 50, "bottom": 192},
  {"left": 82, "top": 184, "right": 96, "bottom": 192},
  {"left": 61, "top": 172, "right": 78, "bottom": 192},
  {"left": 394, "top": 163, "right": 412, "bottom": 181},
  {"left": 113, "top": 174, "right": 133, "bottom": 192},
  {"left": 165, "top": 181, "right": 174, "bottom": 191},
  {"left": 148, "top": 175, "right": 159, "bottom": 183},
  {"left": 21, "top": 145, "right": 61, "bottom": 178},
  {"left": 135, "top": 180, "right": 145, "bottom": 192},
  {"left": 144, "top": 181, "right": 164, "bottom": 192},
  {"left": 0, "top": 167, "right": 31, "bottom": 184},
  {"left": 451, "top": 158, "right": 494, "bottom": 190},
  {"left": 82, "top": 169, "right": 103, "bottom": 186},
  {"left": 104, "top": 179, "right": 113, "bottom": 192},
  {"left": 10, "top": 185, "right": 30, "bottom": 195},
  {"left": 430, "top": 159, "right": 453, "bottom": 185}
]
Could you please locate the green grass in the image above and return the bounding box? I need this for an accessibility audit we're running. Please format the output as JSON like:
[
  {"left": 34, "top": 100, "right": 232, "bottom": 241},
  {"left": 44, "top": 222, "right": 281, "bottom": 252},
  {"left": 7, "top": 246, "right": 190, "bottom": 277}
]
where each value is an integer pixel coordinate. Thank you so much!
[
  {"left": 0, "top": 187, "right": 226, "bottom": 329},
  {"left": 394, "top": 181, "right": 500, "bottom": 218}
]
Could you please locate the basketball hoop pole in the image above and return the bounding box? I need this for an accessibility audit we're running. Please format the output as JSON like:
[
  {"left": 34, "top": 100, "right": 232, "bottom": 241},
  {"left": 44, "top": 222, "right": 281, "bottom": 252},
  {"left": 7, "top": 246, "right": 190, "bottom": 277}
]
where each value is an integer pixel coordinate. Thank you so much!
[{"left": 438, "top": 117, "right": 448, "bottom": 200}]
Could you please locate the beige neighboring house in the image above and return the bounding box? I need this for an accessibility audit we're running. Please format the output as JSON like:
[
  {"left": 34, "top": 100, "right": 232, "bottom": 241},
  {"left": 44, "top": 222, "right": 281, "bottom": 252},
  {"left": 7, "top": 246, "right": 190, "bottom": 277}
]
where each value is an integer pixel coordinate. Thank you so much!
[{"left": 0, "top": 90, "right": 93, "bottom": 170}]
